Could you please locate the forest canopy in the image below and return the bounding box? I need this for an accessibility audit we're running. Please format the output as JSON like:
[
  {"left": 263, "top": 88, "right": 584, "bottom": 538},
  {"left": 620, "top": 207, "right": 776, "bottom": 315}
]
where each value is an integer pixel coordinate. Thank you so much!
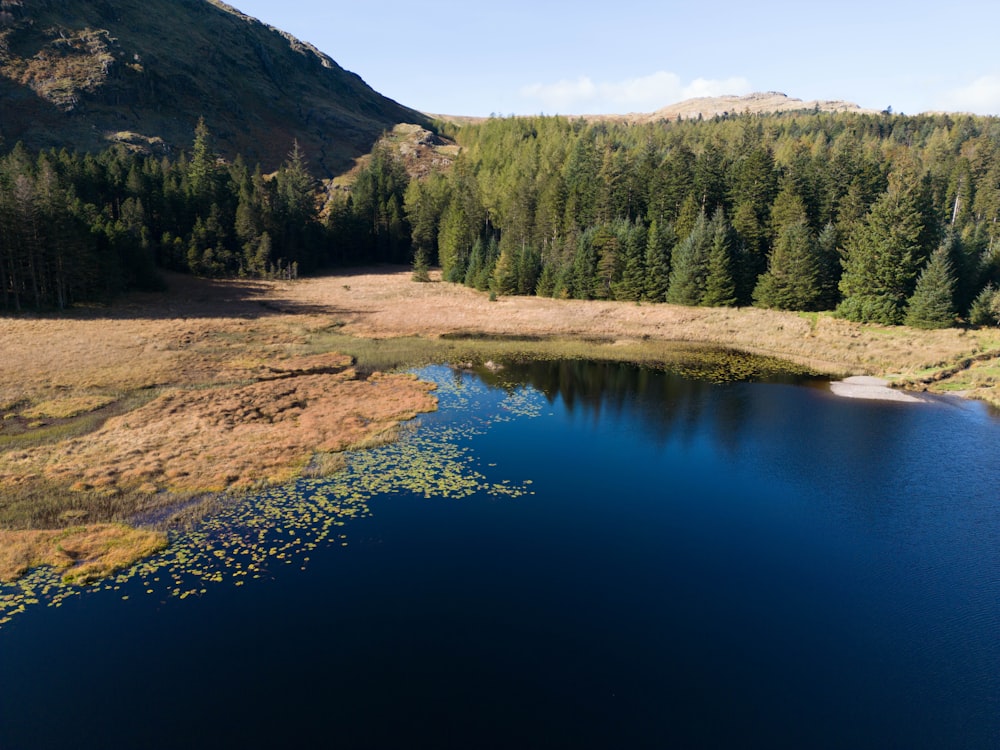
[{"left": 3, "top": 110, "right": 1000, "bottom": 327}]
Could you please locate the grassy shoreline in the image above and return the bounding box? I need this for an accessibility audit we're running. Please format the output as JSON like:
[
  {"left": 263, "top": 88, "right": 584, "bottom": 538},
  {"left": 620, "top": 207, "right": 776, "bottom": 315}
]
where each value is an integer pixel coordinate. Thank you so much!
[{"left": 3, "top": 267, "right": 999, "bottom": 583}]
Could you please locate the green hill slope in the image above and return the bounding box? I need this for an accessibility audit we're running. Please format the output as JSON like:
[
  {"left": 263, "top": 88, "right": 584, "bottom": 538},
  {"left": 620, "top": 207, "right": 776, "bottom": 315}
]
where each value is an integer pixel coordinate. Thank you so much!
[{"left": 0, "top": 0, "right": 428, "bottom": 175}]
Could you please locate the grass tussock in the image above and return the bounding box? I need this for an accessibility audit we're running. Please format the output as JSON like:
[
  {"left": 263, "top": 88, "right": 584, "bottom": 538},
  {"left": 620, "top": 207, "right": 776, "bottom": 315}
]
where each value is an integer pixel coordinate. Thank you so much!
[
  {"left": 20, "top": 395, "right": 118, "bottom": 420},
  {"left": 0, "top": 524, "right": 168, "bottom": 585}
]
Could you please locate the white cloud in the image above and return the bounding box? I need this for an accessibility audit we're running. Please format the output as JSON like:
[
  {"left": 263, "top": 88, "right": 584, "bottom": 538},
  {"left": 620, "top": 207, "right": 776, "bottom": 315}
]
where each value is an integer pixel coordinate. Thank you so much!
[
  {"left": 520, "top": 71, "right": 752, "bottom": 113},
  {"left": 681, "top": 77, "right": 753, "bottom": 100},
  {"left": 938, "top": 74, "right": 1000, "bottom": 115},
  {"left": 520, "top": 76, "right": 599, "bottom": 112}
]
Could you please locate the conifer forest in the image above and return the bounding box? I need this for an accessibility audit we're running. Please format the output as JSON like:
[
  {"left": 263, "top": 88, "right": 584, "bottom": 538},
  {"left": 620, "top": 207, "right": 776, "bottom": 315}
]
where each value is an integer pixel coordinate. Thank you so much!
[{"left": 4, "top": 110, "right": 1000, "bottom": 328}]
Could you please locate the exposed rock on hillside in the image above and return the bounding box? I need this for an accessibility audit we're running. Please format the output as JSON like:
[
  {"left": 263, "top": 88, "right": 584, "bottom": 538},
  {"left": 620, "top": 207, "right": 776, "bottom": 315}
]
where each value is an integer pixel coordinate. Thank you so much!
[{"left": 0, "top": 0, "right": 429, "bottom": 175}]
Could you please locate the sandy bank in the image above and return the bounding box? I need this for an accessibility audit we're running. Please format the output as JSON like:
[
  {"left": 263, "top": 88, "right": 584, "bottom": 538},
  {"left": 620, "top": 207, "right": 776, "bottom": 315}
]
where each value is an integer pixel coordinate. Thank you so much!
[{"left": 829, "top": 376, "right": 933, "bottom": 403}]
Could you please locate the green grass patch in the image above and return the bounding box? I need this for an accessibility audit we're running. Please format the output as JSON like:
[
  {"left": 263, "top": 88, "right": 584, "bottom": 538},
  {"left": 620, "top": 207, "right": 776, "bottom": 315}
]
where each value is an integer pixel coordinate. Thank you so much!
[{"left": 0, "top": 390, "right": 159, "bottom": 451}]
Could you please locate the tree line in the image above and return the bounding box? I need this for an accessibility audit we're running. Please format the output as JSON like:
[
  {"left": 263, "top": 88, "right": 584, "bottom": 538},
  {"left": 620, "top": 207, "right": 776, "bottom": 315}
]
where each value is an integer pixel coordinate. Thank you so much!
[
  {"left": 5, "top": 109, "right": 1000, "bottom": 328},
  {"left": 0, "top": 119, "right": 413, "bottom": 311},
  {"left": 404, "top": 110, "right": 1000, "bottom": 328}
]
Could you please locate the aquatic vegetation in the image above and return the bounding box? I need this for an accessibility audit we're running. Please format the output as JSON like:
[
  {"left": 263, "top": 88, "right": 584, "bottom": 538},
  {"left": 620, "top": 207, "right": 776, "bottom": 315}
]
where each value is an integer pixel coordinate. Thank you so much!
[{"left": 0, "top": 367, "right": 543, "bottom": 629}]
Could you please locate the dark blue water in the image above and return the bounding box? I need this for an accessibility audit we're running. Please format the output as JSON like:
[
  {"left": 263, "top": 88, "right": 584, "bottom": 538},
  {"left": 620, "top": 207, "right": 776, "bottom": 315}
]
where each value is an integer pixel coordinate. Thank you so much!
[{"left": 1, "top": 362, "right": 998, "bottom": 749}]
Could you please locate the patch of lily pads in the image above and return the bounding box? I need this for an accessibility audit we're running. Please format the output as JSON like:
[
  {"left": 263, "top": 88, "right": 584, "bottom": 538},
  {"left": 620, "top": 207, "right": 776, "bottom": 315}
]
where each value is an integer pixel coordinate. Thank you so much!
[{"left": 0, "top": 366, "right": 545, "bottom": 630}]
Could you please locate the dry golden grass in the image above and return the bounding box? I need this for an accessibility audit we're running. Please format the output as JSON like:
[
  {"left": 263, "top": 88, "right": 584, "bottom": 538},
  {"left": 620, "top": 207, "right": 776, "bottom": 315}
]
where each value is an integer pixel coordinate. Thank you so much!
[
  {"left": 282, "top": 269, "right": 1000, "bottom": 381},
  {"left": 0, "top": 525, "right": 167, "bottom": 585},
  {"left": 3, "top": 266, "right": 999, "bottom": 583},
  {"left": 4, "top": 367, "right": 435, "bottom": 495}
]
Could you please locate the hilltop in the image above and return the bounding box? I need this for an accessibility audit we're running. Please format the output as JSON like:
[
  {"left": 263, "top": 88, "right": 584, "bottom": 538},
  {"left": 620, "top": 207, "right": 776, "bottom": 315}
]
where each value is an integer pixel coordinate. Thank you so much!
[
  {"left": 634, "top": 91, "right": 872, "bottom": 122},
  {"left": 0, "top": 0, "right": 428, "bottom": 175},
  {"left": 430, "top": 92, "right": 872, "bottom": 127}
]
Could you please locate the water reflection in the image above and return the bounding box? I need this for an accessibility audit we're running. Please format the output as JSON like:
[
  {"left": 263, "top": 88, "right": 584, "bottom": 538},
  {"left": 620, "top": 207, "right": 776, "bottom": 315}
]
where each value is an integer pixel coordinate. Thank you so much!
[
  {"left": 476, "top": 358, "right": 818, "bottom": 455},
  {"left": 1, "top": 360, "right": 998, "bottom": 749}
]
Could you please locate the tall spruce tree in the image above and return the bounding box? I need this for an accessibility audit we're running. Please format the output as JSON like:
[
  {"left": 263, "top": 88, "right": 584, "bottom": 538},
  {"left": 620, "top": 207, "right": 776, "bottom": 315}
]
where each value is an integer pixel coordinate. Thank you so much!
[
  {"left": 701, "top": 209, "right": 737, "bottom": 307},
  {"left": 667, "top": 209, "right": 712, "bottom": 306},
  {"left": 753, "top": 219, "right": 822, "bottom": 311},
  {"left": 643, "top": 219, "right": 674, "bottom": 302},
  {"left": 905, "top": 245, "right": 957, "bottom": 328},
  {"left": 614, "top": 221, "right": 647, "bottom": 301},
  {"left": 837, "top": 186, "right": 926, "bottom": 324}
]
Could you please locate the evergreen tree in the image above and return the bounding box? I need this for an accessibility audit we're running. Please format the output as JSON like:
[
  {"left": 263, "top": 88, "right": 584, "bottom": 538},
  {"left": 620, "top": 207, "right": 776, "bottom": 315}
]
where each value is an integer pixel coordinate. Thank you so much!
[
  {"left": 570, "top": 231, "right": 599, "bottom": 300},
  {"left": 614, "top": 221, "right": 647, "bottom": 301},
  {"left": 516, "top": 243, "right": 541, "bottom": 295},
  {"left": 753, "top": 219, "right": 823, "bottom": 311},
  {"left": 643, "top": 219, "right": 674, "bottom": 302},
  {"left": 438, "top": 201, "right": 474, "bottom": 282},
  {"left": 969, "top": 285, "right": 1000, "bottom": 327},
  {"left": 490, "top": 239, "right": 519, "bottom": 296},
  {"left": 591, "top": 225, "right": 621, "bottom": 300},
  {"left": 274, "top": 141, "right": 319, "bottom": 271},
  {"left": 186, "top": 117, "right": 218, "bottom": 212},
  {"left": 463, "top": 237, "right": 485, "bottom": 289},
  {"left": 404, "top": 174, "right": 449, "bottom": 270},
  {"left": 701, "top": 210, "right": 737, "bottom": 307},
  {"left": 815, "top": 222, "right": 842, "bottom": 310},
  {"left": 535, "top": 261, "right": 557, "bottom": 297},
  {"left": 837, "top": 186, "right": 926, "bottom": 324},
  {"left": 411, "top": 246, "right": 431, "bottom": 282},
  {"left": 666, "top": 209, "right": 712, "bottom": 306},
  {"left": 905, "top": 245, "right": 957, "bottom": 328}
]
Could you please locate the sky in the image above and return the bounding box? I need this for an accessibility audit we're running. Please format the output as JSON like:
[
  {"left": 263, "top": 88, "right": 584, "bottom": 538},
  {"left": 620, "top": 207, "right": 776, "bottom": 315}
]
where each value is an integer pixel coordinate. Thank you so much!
[{"left": 227, "top": 0, "right": 1000, "bottom": 118}]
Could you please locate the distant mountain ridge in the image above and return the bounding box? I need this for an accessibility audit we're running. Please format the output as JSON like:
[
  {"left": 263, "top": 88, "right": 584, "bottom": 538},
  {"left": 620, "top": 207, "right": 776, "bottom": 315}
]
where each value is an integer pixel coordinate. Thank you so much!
[
  {"left": 0, "top": 0, "right": 428, "bottom": 175},
  {"left": 638, "top": 91, "right": 874, "bottom": 122},
  {"left": 431, "top": 92, "right": 874, "bottom": 126}
]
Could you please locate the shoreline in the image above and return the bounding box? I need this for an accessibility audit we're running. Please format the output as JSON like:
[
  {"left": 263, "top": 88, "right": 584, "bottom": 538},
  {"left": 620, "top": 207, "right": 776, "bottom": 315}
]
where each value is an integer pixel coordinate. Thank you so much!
[
  {"left": 829, "top": 376, "right": 935, "bottom": 403},
  {"left": 3, "top": 268, "right": 1000, "bottom": 583}
]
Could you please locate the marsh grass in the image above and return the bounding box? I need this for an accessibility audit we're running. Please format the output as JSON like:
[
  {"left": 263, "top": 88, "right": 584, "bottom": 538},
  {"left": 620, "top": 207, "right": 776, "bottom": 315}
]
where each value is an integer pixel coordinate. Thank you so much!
[
  {"left": 0, "top": 525, "right": 167, "bottom": 585},
  {"left": 5, "top": 268, "right": 1000, "bottom": 584},
  {"left": 0, "top": 477, "right": 194, "bottom": 531},
  {"left": 0, "top": 391, "right": 159, "bottom": 451},
  {"left": 21, "top": 395, "right": 118, "bottom": 420}
]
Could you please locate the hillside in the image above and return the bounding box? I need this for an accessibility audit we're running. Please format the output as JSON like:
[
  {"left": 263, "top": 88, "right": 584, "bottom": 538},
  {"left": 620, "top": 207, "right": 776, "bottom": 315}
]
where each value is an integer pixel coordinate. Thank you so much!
[
  {"left": 636, "top": 91, "right": 872, "bottom": 122},
  {"left": 431, "top": 92, "right": 872, "bottom": 127},
  {"left": 0, "top": 0, "right": 428, "bottom": 175}
]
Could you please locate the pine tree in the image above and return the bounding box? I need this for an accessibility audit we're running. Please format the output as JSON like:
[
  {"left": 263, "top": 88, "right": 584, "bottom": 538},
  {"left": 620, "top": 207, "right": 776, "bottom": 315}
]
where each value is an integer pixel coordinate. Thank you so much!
[
  {"left": 516, "top": 243, "right": 541, "bottom": 295},
  {"left": 186, "top": 117, "right": 217, "bottom": 211},
  {"left": 570, "top": 231, "right": 599, "bottom": 300},
  {"left": 411, "top": 246, "right": 431, "bottom": 282},
  {"left": 905, "top": 245, "right": 956, "bottom": 328},
  {"left": 591, "top": 225, "right": 621, "bottom": 300},
  {"left": 535, "top": 261, "right": 557, "bottom": 297},
  {"left": 666, "top": 209, "right": 711, "bottom": 306},
  {"left": 438, "top": 202, "right": 473, "bottom": 283},
  {"left": 815, "top": 223, "right": 842, "bottom": 310},
  {"left": 837, "top": 186, "right": 926, "bottom": 324},
  {"left": 969, "top": 285, "right": 1000, "bottom": 327},
  {"left": 614, "top": 221, "right": 646, "bottom": 301},
  {"left": 753, "top": 219, "right": 822, "bottom": 311},
  {"left": 643, "top": 219, "right": 674, "bottom": 302},
  {"left": 701, "top": 210, "right": 737, "bottom": 307},
  {"left": 490, "top": 240, "right": 519, "bottom": 296}
]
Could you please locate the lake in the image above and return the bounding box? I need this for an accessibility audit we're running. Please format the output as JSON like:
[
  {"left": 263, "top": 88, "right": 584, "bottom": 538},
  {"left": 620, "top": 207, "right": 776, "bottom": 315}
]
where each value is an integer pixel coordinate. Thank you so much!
[{"left": 1, "top": 360, "right": 998, "bottom": 749}]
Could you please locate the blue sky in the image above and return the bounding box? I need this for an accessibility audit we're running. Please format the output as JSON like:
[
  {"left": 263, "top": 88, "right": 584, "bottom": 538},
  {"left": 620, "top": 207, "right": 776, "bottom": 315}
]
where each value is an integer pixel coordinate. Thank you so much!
[{"left": 228, "top": 0, "right": 1000, "bottom": 117}]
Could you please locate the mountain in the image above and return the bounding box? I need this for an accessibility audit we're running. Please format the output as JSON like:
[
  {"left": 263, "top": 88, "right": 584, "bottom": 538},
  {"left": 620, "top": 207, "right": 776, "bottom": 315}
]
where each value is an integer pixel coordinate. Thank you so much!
[
  {"left": 639, "top": 91, "right": 873, "bottom": 122},
  {"left": 0, "top": 0, "right": 428, "bottom": 176},
  {"left": 432, "top": 92, "right": 873, "bottom": 127}
]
